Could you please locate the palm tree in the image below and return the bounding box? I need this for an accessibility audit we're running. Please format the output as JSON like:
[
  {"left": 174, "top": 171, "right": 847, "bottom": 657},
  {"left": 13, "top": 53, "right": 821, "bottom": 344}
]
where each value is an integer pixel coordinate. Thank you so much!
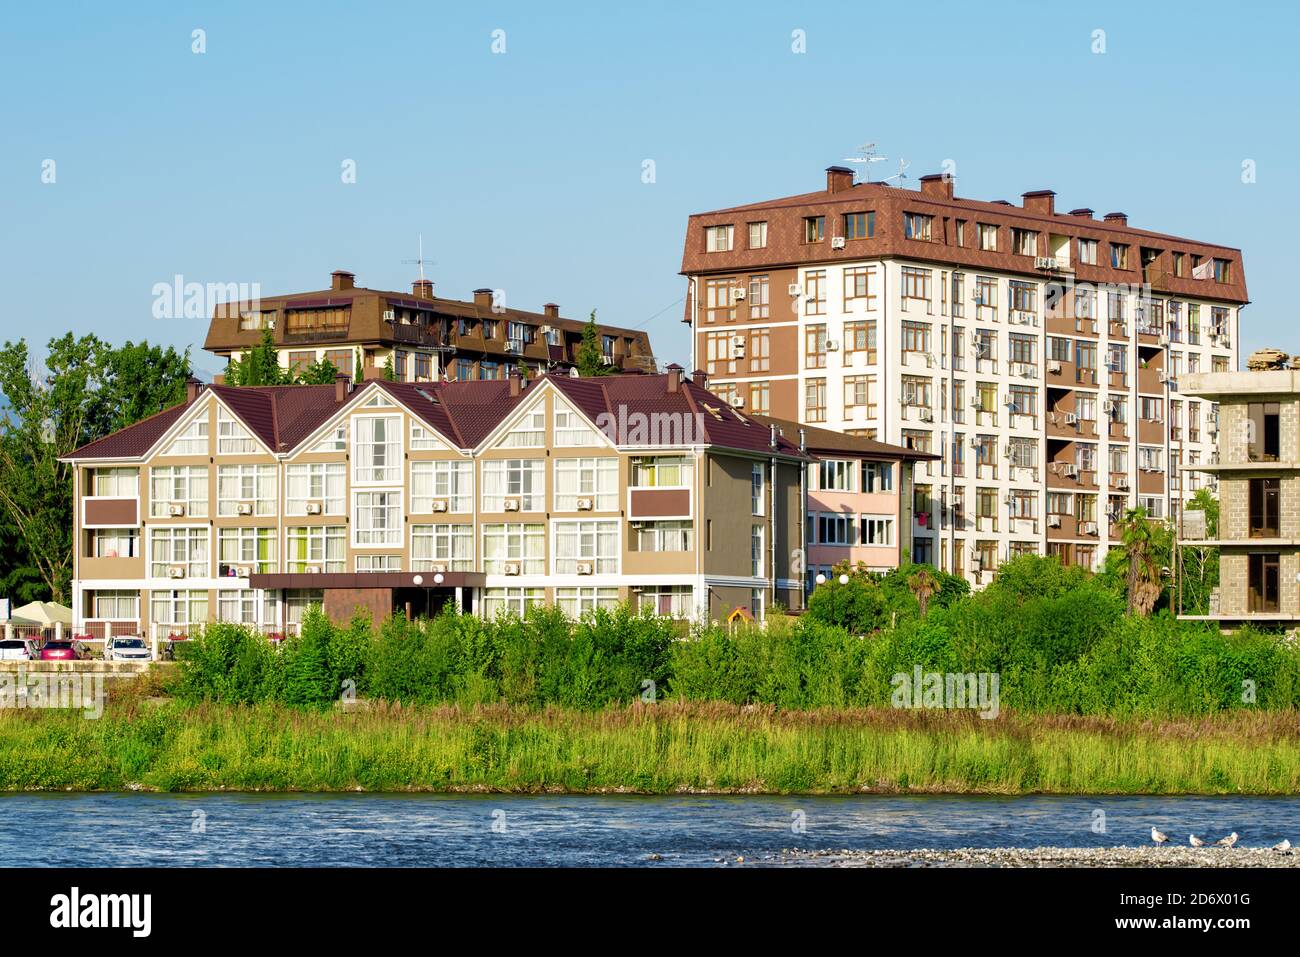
[
  {"left": 1117, "top": 506, "right": 1163, "bottom": 616},
  {"left": 909, "top": 567, "right": 937, "bottom": 618}
]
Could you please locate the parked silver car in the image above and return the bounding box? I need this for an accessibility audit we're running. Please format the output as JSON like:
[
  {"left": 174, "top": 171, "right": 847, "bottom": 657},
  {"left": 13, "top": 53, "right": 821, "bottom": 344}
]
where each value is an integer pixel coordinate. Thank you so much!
[
  {"left": 0, "top": 638, "right": 35, "bottom": 661},
  {"left": 105, "top": 636, "right": 152, "bottom": 662}
]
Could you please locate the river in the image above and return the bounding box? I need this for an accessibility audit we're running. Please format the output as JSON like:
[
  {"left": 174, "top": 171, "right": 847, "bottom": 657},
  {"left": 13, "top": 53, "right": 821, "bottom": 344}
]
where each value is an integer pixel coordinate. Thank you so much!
[{"left": 3, "top": 793, "right": 1298, "bottom": 866}]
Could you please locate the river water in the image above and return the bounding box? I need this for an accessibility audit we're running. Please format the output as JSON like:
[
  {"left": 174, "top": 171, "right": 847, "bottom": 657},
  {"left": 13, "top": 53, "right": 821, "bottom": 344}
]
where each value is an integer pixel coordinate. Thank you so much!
[{"left": 2, "top": 793, "right": 1298, "bottom": 866}]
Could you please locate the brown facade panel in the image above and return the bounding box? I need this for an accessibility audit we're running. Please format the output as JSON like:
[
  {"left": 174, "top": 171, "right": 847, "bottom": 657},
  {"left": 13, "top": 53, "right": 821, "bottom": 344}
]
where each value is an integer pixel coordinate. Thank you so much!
[
  {"left": 629, "top": 488, "right": 692, "bottom": 519},
  {"left": 84, "top": 498, "right": 139, "bottom": 527}
]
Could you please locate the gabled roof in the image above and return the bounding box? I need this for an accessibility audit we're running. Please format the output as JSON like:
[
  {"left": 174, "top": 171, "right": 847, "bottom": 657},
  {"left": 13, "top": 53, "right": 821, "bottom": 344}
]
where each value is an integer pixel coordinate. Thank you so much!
[
  {"left": 750, "top": 414, "right": 939, "bottom": 461},
  {"left": 64, "top": 373, "right": 809, "bottom": 463}
]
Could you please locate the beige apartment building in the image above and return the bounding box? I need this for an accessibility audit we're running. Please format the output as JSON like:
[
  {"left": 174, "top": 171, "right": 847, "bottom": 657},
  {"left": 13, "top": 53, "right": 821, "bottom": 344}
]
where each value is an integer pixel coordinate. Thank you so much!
[
  {"left": 681, "top": 165, "right": 1248, "bottom": 583},
  {"left": 1181, "top": 368, "right": 1300, "bottom": 622},
  {"left": 204, "top": 269, "right": 656, "bottom": 383},
  {"left": 63, "top": 369, "right": 806, "bottom": 641}
]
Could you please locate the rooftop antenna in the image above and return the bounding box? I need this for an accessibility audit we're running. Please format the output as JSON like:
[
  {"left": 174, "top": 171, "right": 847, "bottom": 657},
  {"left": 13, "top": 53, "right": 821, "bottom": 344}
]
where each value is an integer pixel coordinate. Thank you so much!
[
  {"left": 402, "top": 234, "right": 437, "bottom": 283},
  {"left": 842, "top": 142, "right": 888, "bottom": 183},
  {"left": 880, "top": 158, "right": 910, "bottom": 186}
]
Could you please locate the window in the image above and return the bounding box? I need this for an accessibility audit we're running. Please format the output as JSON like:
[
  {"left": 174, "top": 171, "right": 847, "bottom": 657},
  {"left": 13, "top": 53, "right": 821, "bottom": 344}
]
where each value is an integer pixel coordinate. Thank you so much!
[
  {"left": 860, "top": 517, "right": 893, "bottom": 545},
  {"left": 354, "top": 490, "right": 402, "bottom": 546},
  {"left": 978, "top": 223, "right": 998, "bottom": 251},
  {"left": 803, "top": 216, "right": 825, "bottom": 243},
  {"left": 816, "top": 513, "right": 853, "bottom": 546},
  {"left": 554, "top": 402, "right": 600, "bottom": 446},
  {"left": 311, "top": 422, "right": 347, "bottom": 453},
  {"left": 903, "top": 213, "right": 933, "bottom": 241},
  {"left": 751, "top": 463, "right": 765, "bottom": 516},
  {"left": 411, "top": 459, "right": 473, "bottom": 513},
  {"left": 805, "top": 324, "right": 827, "bottom": 368},
  {"left": 1110, "top": 243, "right": 1130, "bottom": 269},
  {"left": 844, "top": 375, "right": 876, "bottom": 418},
  {"left": 748, "top": 381, "right": 770, "bottom": 415},
  {"left": 482, "top": 523, "right": 546, "bottom": 575},
  {"left": 1009, "top": 281, "right": 1036, "bottom": 315},
  {"left": 747, "top": 275, "right": 770, "bottom": 320},
  {"left": 955, "top": 220, "right": 966, "bottom": 247},
  {"left": 482, "top": 458, "right": 544, "bottom": 511},
  {"left": 150, "top": 466, "right": 208, "bottom": 518},
  {"left": 631, "top": 456, "right": 693, "bottom": 487},
  {"left": 217, "top": 526, "right": 276, "bottom": 575},
  {"left": 901, "top": 267, "right": 932, "bottom": 309},
  {"left": 1213, "top": 258, "right": 1232, "bottom": 283},
  {"left": 748, "top": 329, "right": 770, "bottom": 373},
  {"left": 844, "top": 211, "right": 874, "bottom": 240},
  {"left": 974, "top": 276, "right": 997, "bottom": 319},
  {"left": 287, "top": 352, "right": 314, "bottom": 377},
  {"left": 704, "top": 330, "right": 736, "bottom": 375},
  {"left": 554, "top": 520, "right": 619, "bottom": 574},
  {"left": 751, "top": 525, "right": 764, "bottom": 576},
  {"left": 499, "top": 408, "right": 546, "bottom": 448},
  {"left": 805, "top": 378, "right": 826, "bottom": 423},
  {"left": 149, "top": 526, "right": 208, "bottom": 578},
  {"left": 902, "top": 320, "right": 931, "bottom": 355},
  {"left": 92, "top": 467, "right": 138, "bottom": 497},
  {"left": 1249, "top": 553, "right": 1280, "bottom": 613},
  {"left": 805, "top": 270, "right": 826, "bottom": 314},
  {"left": 638, "top": 585, "right": 694, "bottom": 619},
  {"left": 163, "top": 416, "right": 209, "bottom": 456},
  {"left": 554, "top": 457, "right": 618, "bottom": 511},
  {"left": 216, "top": 409, "right": 257, "bottom": 454},
  {"left": 286, "top": 526, "right": 346, "bottom": 572},
  {"left": 633, "top": 520, "right": 692, "bottom": 552},
  {"left": 1078, "top": 238, "right": 1097, "bottom": 265},
  {"left": 816, "top": 460, "right": 856, "bottom": 491},
  {"left": 90, "top": 528, "right": 138, "bottom": 558},
  {"left": 1012, "top": 228, "right": 1038, "bottom": 257},
  {"left": 844, "top": 321, "right": 876, "bottom": 365},
  {"left": 1138, "top": 446, "right": 1163, "bottom": 472},
  {"left": 410, "top": 422, "right": 443, "bottom": 451},
  {"left": 1249, "top": 478, "right": 1280, "bottom": 538},
  {"left": 286, "top": 462, "right": 346, "bottom": 515},
  {"left": 238, "top": 310, "right": 273, "bottom": 331},
  {"left": 216, "top": 464, "right": 276, "bottom": 516},
  {"left": 353, "top": 415, "right": 401, "bottom": 483},
  {"left": 555, "top": 587, "right": 619, "bottom": 618},
  {"left": 862, "top": 461, "right": 893, "bottom": 492},
  {"left": 411, "top": 524, "right": 474, "bottom": 571},
  {"left": 1247, "top": 403, "right": 1280, "bottom": 462},
  {"left": 1008, "top": 384, "right": 1036, "bottom": 417},
  {"left": 151, "top": 591, "right": 208, "bottom": 631},
  {"left": 706, "top": 224, "right": 734, "bottom": 252},
  {"left": 92, "top": 590, "right": 139, "bottom": 620},
  {"left": 324, "top": 350, "right": 354, "bottom": 378},
  {"left": 705, "top": 279, "right": 736, "bottom": 324},
  {"left": 415, "top": 354, "right": 433, "bottom": 381},
  {"left": 747, "top": 222, "right": 767, "bottom": 249},
  {"left": 285, "top": 307, "right": 348, "bottom": 333},
  {"left": 843, "top": 266, "right": 875, "bottom": 306},
  {"left": 482, "top": 587, "right": 545, "bottom": 618},
  {"left": 901, "top": 375, "right": 932, "bottom": 410}
]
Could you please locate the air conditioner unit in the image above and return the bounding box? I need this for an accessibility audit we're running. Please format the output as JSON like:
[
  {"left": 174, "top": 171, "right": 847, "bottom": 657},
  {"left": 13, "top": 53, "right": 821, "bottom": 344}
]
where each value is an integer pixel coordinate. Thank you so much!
[
  {"left": 383, "top": 310, "right": 396, "bottom": 321},
  {"left": 1034, "top": 256, "right": 1057, "bottom": 270},
  {"left": 305, "top": 565, "right": 322, "bottom": 574},
  {"left": 1158, "top": 371, "right": 1169, "bottom": 383},
  {"left": 1003, "top": 396, "right": 1016, "bottom": 408},
  {"left": 1116, "top": 476, "right": 1129, "bottom": 489},
  {"left": 731, "top": 286, "right": 746, "bottom": 300},
  {"left": 1207, "top": 421, "right": 1218, "bottom": 434},
  {"left": 430, "top": 563, "right": 448, "bottom": 574},
  {"left": 236, "top": 566, "right": 251, "bottom": 578},
  {"left": 576, "top": 561, "right": 595, "bottom": 576},
  {"left": 306, "top": 501, "right": 323, "bottom": 515},
  {"left": 1062, "top": 464, "right": 1079, "bottom": 478},
  {"left": 970, "top": 555, "right": 983, "bottom": 571},
  {"left": 969, "top": 436, "right": 980, "bottom": 448},
  {"left": 970, "top": 398, "right": 982, "bottom": 409},
  {"left": 825, "top": 340, "right": 840, "bottom": 351},
  {"left": 503, "top": 498, "right": 521, "bottom": 512},
  {"left": 576, "top": 497, "right": 594, "bottom": 511},
  {"left": 1102, "top": 400, "right": 1115, "bottom": 414},
  {"left": 729, "top": 395, "right": 745, "bottom": 408},
  {"left": 919, "top": 409, "right": 934, "bottom": 422},
  {"left": 506, "top": 339, "right": 524, "bottom": 354},
  {"left": 1081, "top": 521, "right": 1098, "bottom": 535},
  {"left": 1019, "top": 364, "right": 1035, "bottom": 379},
  {"left": 1158, "top": 335, "right": 1170, "bottom": 347},
  {"left": 168, "top": 504, "right": 186, "bottom": 517},
  {"left": 503, "top": 562, "right": 521, "bottom": 576},
  {"left": 236, "top": 502, "right": 254, "bottom": 516},
  {"left": 1047, "top": 360, "right": 1062, "bottom": 374},
  {"left": 1003, "top": 444, "right": 1014, "bottom": 458},
  {"left": 1063, "top": 412, "right": 1078, "bottom": 425},
  {"left": 167, "top": 565, "right": 186, "bottom": 579},
  {"left": 788, "top": 283, "right": 803, "bottom": 297},
  {"left": 1048, "top": 515, "right": 1062, "bottom": 528},
  {"left": 600, "top": 355, "right": 615, "bottom": 366},
  {"left": 831, "top": 236, "right": 846, "bottom": 250}
]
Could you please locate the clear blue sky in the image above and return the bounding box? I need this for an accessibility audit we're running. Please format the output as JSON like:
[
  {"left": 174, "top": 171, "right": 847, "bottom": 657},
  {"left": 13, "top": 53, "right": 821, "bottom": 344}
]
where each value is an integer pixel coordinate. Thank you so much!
[{"left": 1, "top": 0, "right": 1295, "bottom": 378}]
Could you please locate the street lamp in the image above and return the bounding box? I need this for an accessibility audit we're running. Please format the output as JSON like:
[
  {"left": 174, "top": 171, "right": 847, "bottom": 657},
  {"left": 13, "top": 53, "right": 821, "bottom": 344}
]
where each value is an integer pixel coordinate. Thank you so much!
[
  {"left": 815, "top": 574, "right": 827, "bottom": 586},
  {"left": 839, "top": 574, "right": 850, "bottom": 585}
]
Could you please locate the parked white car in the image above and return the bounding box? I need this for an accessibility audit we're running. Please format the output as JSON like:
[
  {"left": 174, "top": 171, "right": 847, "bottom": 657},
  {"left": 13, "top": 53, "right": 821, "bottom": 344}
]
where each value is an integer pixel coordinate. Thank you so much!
[
  {"left": 0, "top": 639, "right": 34, "bottom": 661},
  {"left": 105, "top": 636, "right": 152, "bottom": 662}
]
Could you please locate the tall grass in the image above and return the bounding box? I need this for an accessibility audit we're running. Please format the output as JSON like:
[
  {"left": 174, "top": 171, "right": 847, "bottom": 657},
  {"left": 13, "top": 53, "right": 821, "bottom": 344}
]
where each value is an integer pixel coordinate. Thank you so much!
[{"left": 2, "top": 702, "right": 1298, "bottom": 794}]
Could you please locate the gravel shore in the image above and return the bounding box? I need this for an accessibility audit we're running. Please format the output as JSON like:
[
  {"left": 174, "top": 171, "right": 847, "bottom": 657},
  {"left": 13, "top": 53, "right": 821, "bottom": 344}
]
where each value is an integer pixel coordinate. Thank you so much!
[{"left": 766, "top": 846, "right": 1300, "bottom": 868}]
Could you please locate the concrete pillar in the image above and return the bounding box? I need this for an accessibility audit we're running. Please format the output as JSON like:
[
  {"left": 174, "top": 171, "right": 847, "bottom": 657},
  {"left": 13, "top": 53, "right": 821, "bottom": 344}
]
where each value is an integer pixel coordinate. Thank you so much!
[
  {"left": 3, "top": 623, "right": 11, "bottom": 641},
  {"left": 54, "top": 621, "right": 63, "bottom": 641}
]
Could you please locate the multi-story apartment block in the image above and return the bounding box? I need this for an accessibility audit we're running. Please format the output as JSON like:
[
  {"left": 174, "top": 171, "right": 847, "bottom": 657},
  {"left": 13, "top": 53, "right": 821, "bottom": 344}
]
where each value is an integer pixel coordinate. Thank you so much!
[
  {"left": 204, "top": 269, "right": 656, "bottom": 383},
  {"left": 63, "top": 369, "right": 807, "bottom": 642},
  {"left": 1181, "top": 368, "right": 1300, "bottom": 622},
  {"left": 752, "top": 415, "right": 934, "bottom": 589},
  {"left": 681, "top": 165, "right": 1248, "bottom": 582}
]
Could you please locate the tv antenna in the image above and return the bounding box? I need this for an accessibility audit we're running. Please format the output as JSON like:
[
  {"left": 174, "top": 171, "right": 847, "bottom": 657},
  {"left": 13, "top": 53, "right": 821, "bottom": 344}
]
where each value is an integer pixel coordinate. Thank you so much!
[
  {"left": 842, "top": 142, "right": 888, "bottom": 183},
  {"left": 880, "top": 158, "right": 910, "bottom": 186},
  {"left": 402, "top": 234, "right": 437, "bottom": 282}
]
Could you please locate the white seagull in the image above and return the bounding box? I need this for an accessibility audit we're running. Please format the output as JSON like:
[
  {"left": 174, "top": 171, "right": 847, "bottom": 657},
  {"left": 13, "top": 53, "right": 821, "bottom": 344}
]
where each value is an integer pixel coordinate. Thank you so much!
[
  {"left": 1151, "top": 826, "right": 1170, "bottom": 845},
  {"left": 1189, "top": 834, "right": 1206, "bottom": 847},
  {"left": 1216, "top": 832, "right": 1239, "bottom": 848},
  {"left": 1273, "top": 839, "right": 1291, "bottom": 852}
]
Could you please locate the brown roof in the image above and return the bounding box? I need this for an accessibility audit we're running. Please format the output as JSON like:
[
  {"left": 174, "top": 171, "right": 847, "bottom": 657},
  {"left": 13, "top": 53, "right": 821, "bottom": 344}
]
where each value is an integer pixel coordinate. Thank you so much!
[
  {"left": 749, "top": 414, "right": 938, "bottom": 461},
  {"left": 64, "top": 373, "right": 809, "bottom": 462},
  {"left": 680, "top": 171, "right": 1249, "bottom": 304}
]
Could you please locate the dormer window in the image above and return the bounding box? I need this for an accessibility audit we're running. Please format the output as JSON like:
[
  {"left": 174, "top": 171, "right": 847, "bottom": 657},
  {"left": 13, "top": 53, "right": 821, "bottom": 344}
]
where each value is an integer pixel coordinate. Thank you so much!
[
  {"left": 804, "top": 216, "right": 826, "bottom": 243},
  {"left": 706, "top": 224, "right": 734, "bottom": 252},
  {"left": 903, "top": 213, "right": 933, "bottom": 241}
]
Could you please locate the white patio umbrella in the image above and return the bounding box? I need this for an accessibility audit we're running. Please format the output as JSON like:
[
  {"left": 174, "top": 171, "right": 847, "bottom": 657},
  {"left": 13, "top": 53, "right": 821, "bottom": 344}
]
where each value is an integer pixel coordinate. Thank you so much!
[{"left": 10, "top": 601, "right": 73, "bottom": 626}]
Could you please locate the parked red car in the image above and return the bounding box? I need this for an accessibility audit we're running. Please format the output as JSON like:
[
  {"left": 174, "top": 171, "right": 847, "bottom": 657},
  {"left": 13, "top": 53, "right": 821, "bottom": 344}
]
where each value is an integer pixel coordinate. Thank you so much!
[{"left": 38, "top": 640, "right": 80, "bottom": 661}]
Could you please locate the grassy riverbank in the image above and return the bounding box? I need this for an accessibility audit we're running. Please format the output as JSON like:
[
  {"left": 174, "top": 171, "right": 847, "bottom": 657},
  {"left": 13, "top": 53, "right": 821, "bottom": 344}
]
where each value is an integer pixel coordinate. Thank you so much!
[{"left": 2, "top": 700, "right": 1299, "bottom": 795}]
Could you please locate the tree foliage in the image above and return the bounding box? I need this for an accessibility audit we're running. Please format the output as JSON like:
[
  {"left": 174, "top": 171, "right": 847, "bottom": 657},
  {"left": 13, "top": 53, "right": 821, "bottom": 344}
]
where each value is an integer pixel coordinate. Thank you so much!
[
  {"left": 225, "top": 328, "right": 290, "bottom": 386},
  {"left": 574, "top": 310, "right": 611, "bottom": 377}
]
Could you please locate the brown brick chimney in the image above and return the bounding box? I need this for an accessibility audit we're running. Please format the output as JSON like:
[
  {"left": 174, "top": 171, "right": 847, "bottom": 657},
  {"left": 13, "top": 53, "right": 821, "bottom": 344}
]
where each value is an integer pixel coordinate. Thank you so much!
[
  {"left": 919, "top": 173, "right": 953, "bottom": 200},
  {"left": 665, "top": 363, "right": 682, "bottom": 393},
  {"left": 335, "top": 373, "right": 352, "bottom": 402},
  {"left": 1068, "top": 208, "right": 1095, "bottom": 219},
  {"left": 412, "top": 279, "right": 434, "bottom": 298},
  {"left": 825, "top": 166, "right": 854, "bottom": 194},
  {"left": 1103, "top": 212, "right": 1128, "bottom": 226},
  {"left": 691, "top": 368, "right": 708, "bottom": 389},
  {"left": 508, "top": 370, "right": 522, "bottom": 397},
  {"left": 331, "top": 270, "right": 355, "bottom": 291},
  {"left": 185, "top": 376, "right": 202, "bottom": 402},
  {"left": 1022, "top": 190, "right": 1055, "bottom": 215},
  {"left": 473, "top": 288, "right": 493, "bottom": 309},
  {"left": 543, "top": 303, "right": 560, "bottom": 318}
]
